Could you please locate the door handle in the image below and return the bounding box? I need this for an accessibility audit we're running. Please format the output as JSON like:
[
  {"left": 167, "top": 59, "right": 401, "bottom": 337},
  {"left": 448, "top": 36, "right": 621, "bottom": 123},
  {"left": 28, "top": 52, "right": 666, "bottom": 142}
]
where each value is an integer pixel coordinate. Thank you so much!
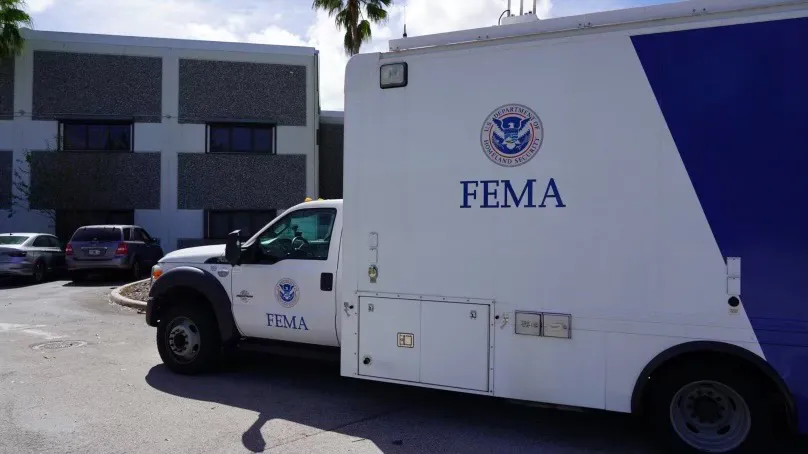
[{"left": 320, "top": 273, "right": 334, "bottom": 291}]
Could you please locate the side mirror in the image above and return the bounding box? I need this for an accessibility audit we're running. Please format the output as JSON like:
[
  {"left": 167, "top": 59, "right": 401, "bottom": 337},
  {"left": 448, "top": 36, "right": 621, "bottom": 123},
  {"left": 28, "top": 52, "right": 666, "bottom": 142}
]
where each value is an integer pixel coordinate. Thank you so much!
[{"left": 225, "top": 230, "right": 242, "bottom": 265}]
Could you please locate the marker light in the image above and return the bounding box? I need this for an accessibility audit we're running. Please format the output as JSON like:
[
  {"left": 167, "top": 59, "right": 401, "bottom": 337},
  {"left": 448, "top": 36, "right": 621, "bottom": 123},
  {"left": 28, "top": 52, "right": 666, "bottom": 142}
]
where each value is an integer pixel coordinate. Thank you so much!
[{"left": 380, "top": 62, "right": 408, "bottom": 89}]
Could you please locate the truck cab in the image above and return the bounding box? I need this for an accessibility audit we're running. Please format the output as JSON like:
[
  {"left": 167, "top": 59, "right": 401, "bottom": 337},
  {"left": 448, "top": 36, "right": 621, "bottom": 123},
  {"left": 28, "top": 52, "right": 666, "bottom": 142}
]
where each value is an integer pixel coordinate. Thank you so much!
[{"left": 146, "top": 199, "right": 343, "bottom": 373}]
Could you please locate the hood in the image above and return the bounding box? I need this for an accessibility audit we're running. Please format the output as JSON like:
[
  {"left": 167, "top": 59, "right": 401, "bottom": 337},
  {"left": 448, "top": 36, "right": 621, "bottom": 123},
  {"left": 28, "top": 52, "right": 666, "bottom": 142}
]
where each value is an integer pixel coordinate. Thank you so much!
[{"left": 158, "top": 244, "right": 226, "bottom": 264}]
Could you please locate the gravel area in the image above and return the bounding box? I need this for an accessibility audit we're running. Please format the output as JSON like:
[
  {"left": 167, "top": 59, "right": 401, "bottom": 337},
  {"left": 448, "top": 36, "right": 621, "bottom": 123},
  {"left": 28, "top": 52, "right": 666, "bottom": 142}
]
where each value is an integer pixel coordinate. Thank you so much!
[{"left": 119, "top": 279, "right": 151, "bottom": 302}]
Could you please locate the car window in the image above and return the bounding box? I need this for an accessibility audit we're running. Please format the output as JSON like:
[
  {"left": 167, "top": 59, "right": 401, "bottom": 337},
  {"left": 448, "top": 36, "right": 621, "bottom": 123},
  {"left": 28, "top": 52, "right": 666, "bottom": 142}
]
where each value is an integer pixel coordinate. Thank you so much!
[
  {"left": 71, "top": 228, "right": 121, "bottom": 242},
  {"left": 122, "top": 228, "right": 132, "bottom": 241},
  {"left": 46, "top": 236, "right": 63, "bottom": 249},
  {"left": 32, "top": 236, "right": 50, "bottom": 247},
  {"left": 130, "top": 228, "right": 142, "bottom": 241},
  {"left": 138, "top": 228, "right": 154, "bottom": 243},
  {"left": 0, "top": 235, "right": 29, "bottom": 245},
  {"left": 255, "top": 208, "right": 336, "bottom": 262}
]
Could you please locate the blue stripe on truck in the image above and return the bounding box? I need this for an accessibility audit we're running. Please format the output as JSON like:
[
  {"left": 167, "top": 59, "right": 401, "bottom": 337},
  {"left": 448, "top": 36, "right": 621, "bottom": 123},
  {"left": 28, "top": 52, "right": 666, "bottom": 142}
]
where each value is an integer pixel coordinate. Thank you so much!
[{"left": 631, "top": 16, "right": 808, "bottom": 433}]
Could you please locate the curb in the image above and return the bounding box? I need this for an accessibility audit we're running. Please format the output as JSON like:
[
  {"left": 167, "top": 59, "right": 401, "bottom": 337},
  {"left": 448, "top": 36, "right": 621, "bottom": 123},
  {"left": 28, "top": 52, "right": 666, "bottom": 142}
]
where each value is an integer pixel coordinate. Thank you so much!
[{"left": 110, "top": 278, "right": 150, "bottom": 310}]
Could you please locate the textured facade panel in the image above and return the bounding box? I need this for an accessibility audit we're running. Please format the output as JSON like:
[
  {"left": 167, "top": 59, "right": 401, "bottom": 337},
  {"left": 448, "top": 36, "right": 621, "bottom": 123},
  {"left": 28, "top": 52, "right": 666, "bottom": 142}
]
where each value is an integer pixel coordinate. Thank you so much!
[
  {"left": 32, "top": 51, "right": 162, "bottom": 122},
  {"left": 28, "top": 151, "right": 161, "bottom": 209},
  {"left": 0, "top": 151, "right": 11, "bottom": 209},
  {"left": 0, "top": 58, "right": 13, "bottom": 119},
  {"left": 178, "top": 59, "right": 307, "bottom": 125},
  {"left": 177, "top": 153, "right": 306, "bottom": 210},
  {"left": 318, "top": 123, "right": 344, "bottom": 199}
]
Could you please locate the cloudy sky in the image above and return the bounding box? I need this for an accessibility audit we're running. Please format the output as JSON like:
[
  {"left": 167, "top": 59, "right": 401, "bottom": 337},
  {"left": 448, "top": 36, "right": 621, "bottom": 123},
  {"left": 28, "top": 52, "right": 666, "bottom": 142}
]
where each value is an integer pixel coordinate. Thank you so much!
[{"left": 23, "top": 0, "right": 682, "bottom": 110}]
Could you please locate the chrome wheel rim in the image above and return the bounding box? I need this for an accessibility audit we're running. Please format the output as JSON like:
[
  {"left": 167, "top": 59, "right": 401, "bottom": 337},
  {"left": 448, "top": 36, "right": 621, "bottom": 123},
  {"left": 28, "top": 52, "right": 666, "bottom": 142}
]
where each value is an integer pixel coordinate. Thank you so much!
[
  {"left": 166, "top": 316, "right": 201, "bottom": 364},
  {"left": 670, "top": 380, "right": 751, "bottom": 453}
]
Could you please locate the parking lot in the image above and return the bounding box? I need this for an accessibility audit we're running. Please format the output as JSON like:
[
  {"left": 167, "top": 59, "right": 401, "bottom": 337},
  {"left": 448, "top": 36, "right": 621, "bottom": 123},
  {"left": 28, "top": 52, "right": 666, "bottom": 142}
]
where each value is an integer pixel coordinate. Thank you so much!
[{"left": 0, "top": 278, "right": 804, "bottom": 454}]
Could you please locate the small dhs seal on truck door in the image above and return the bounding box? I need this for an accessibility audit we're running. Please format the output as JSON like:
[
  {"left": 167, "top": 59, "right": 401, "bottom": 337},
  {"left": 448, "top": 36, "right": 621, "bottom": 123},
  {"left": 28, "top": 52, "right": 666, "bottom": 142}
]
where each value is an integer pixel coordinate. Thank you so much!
[
  {"left": 275, "top": 278, "right": 300, "bottom": 308},
  {"left": 481, "top": 104, "right": 544, "bottom": 167}
]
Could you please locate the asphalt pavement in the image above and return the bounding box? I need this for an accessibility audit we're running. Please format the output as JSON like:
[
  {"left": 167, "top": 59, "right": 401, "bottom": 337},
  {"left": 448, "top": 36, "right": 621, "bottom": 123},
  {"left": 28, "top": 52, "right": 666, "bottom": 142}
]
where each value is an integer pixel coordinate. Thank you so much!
[{"left": 0, "top": 278, "right": 804, "bottom": 454}]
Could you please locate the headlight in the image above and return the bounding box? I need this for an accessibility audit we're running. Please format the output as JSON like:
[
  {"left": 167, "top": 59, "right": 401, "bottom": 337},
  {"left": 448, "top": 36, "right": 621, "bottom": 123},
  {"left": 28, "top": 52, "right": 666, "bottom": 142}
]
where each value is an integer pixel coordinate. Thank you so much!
[{"left": 380, "top": 62, "right": 408, "bottom": 89}]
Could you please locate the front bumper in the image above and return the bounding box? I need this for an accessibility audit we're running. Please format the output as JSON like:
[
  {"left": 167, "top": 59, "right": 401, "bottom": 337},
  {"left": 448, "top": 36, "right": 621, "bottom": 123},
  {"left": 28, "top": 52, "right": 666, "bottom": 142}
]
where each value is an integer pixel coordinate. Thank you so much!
[
  {"left": 0, "top": 261, "right": 34, "bottom": 277},
  {"left": 67, "top": 256, "right": 130, "bottom": 271}
]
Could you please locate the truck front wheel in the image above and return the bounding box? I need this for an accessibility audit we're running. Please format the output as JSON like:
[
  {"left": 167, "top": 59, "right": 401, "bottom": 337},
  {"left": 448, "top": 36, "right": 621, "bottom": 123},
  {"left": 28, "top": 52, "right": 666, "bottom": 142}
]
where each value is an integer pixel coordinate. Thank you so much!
[
  {"left": 156, "top": 302, "right": 222, "bottom": 375},
  {"left": 647, "top": 360, "right": 778, "bottom": 454}
]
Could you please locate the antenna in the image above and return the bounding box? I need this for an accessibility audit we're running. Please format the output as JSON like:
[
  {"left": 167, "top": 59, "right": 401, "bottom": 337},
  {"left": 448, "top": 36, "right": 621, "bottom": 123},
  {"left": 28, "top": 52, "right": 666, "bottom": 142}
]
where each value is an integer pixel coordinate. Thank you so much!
[{"left": 403, "top": 4, "right": 408, "bottom": 38}]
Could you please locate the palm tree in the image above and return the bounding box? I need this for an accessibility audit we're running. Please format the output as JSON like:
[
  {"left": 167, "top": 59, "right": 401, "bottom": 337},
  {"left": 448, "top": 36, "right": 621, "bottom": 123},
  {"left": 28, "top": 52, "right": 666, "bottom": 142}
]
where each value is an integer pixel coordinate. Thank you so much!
[
  {"left": 0, "top": 0, "right": 33, "bottom": 59},
  {"left": 312, "top": 0, "right": 392, "bottom": 56}
]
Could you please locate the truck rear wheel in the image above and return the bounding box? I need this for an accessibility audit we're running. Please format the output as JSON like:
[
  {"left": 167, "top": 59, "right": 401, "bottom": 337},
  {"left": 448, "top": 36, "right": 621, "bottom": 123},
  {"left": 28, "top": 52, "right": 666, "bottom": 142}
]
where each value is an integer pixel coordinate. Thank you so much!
[
  {"left": 156, "top": 302, "right": 222, "bottom": 375},
  {"left": 647, "top": 360, "right": 777, "bottom": 454}
]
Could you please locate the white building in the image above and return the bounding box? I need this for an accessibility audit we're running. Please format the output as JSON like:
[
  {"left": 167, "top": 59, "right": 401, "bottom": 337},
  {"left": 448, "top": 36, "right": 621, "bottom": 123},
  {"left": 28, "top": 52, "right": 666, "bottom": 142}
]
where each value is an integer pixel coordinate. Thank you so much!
[{"left": 0, "top": 29, "right": 344, "bottom": 252}]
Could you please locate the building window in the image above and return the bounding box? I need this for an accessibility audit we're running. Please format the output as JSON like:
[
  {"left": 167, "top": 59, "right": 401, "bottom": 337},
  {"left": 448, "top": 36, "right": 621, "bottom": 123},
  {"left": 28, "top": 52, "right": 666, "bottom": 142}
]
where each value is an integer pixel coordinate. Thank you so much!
[
  {"left": 205, "top": 210, "right": 278, "bottom": 240},
  {"left": 207, "top": 123, "right": 275, "bottom": 154},
  {"left": 59, "top": 121, "right": 133, "bottom": 151}
]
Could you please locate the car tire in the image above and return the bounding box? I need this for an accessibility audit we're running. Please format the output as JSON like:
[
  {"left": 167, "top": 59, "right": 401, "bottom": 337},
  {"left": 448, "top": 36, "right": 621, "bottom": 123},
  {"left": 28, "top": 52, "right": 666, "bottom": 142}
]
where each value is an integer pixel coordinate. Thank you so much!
[
  {"left": 647, "top": 360, "right": 779, "bottom": 454},
  {"left": 156, "top": 302, "right": 222, "bottom": 375},
  {"left": 131, "top": 259, "right": 142, "bottom": 280},
  {"left": 32, "top": 260, "right": 47, "bottom": 284}
]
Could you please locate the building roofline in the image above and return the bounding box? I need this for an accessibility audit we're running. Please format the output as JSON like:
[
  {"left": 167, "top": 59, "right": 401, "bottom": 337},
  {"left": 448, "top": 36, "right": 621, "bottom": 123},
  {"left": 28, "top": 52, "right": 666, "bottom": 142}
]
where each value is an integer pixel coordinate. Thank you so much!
[
  {"left": 21, "top": 28, "right": 318, "bottom": 57},
  {"left": 320, "top": 110, "right": 344, "bottom": 124}
]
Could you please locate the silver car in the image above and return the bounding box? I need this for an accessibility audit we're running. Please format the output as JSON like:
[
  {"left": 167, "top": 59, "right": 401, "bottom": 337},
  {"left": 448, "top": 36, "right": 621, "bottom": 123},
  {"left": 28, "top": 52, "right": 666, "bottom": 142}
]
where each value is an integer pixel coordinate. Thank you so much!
[
  {"left": 0, "top": 233, "right": 67, "bottom": 283},
  {"left": 66, "top": 224, "right": 164, "bottom": 281}
]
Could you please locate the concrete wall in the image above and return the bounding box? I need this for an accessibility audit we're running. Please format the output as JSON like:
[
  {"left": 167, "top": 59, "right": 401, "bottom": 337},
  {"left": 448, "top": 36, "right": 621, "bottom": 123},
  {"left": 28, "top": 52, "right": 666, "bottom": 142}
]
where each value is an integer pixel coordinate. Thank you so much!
[
  {"left": 28, "top": 151, "right": 161, "bottom": 209},
  {"left": 0, "top": 29, "right": 321, "bottom": 252},
  {"left": 177, "top": 153, "right": 306, "bottom": 210},
  {"left": 32, "top": 52, "right": 162, "bottom": 122},
  {"left": 178, "top": 59, "right": 307, "bottom": 125}
]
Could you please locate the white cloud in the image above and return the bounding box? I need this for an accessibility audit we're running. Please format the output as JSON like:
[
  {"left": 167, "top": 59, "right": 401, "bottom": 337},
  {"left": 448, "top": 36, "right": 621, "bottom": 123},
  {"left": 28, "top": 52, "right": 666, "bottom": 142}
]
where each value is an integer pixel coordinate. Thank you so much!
[
  {"left": 23, "top": 0, "right": 55, "bottom": 14},
  {"left": 25, "top": 0, "right": 667, "bottom": 110}
]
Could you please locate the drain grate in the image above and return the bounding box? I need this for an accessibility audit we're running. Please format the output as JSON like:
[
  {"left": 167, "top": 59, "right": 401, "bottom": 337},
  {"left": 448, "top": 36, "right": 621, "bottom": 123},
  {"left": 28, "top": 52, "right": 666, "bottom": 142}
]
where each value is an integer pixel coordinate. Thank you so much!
[{"left": 31, "top": 340, "right": 87, "bottom": 351}]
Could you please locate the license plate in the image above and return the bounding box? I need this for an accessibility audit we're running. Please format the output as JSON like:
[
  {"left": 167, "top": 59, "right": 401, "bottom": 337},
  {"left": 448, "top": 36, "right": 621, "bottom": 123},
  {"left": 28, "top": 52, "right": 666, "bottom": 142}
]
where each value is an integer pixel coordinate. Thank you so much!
[{"left": 88, "top": 249, "right": 102, "bottom": 256}]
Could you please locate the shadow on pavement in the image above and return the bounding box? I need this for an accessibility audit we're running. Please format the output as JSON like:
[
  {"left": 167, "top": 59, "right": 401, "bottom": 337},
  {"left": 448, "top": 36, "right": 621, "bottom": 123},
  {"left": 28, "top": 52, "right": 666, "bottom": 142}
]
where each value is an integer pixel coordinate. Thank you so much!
[
  {"left": 0, "top": 277, "right": 34, "bottom": 289},
  {"left": 145, "top": 351, "right": 660, "bottom": 453},
  {"left": 61, "top": 273, "right": 132, "bottom": 288}
]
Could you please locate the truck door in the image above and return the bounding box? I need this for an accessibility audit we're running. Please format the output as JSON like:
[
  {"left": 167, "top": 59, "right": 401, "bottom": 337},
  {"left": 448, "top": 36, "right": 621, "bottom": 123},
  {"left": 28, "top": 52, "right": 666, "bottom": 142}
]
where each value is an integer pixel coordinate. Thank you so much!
[{"left": 230, "top": 206, "right": 340, "bottom": 347}]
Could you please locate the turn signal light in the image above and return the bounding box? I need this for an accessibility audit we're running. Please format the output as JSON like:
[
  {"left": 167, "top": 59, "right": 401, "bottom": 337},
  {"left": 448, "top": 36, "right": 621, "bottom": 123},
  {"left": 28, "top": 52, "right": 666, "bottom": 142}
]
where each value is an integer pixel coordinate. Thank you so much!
[
  {"left": 114, "top": 242, "right": 128, "bottom": 256},
  {"left": 151, "top": 265, "right": 163, "bottom": 280}
]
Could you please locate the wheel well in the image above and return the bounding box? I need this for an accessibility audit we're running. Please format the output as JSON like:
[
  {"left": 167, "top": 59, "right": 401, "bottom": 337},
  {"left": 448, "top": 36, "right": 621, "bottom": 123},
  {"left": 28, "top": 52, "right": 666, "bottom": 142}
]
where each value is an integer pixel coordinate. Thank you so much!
[
  {"left": 151, "top": 286, "right": 215, "bottom": 325},
  {"left": 632, "top": 343, "right": 796, "bottom": 432}
]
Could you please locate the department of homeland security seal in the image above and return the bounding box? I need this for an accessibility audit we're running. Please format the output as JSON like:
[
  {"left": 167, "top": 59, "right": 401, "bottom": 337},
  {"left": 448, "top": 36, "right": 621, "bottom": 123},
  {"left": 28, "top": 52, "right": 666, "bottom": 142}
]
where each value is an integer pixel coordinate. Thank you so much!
[
  {"left": 275, "top": 278, "right": 300, "bottom": 308},
  {"left": 480, "top": 104, "right": 544, "bottom": 167}
]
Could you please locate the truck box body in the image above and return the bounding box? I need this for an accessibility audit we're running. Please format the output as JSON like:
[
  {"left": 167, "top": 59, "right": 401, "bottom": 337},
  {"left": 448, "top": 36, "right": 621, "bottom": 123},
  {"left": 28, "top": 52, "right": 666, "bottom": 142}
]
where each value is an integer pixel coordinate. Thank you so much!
[{"left": 340, "top": 0, "right": 808, "bottom": 433}]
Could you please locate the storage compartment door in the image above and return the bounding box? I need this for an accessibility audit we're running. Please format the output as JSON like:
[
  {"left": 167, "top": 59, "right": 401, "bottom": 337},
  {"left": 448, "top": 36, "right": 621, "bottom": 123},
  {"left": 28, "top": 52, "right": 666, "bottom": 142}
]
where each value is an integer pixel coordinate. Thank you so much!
[
  {"left": 420, "top": 301, "right": 490, "bottom": 392},
  {"left": 358, "top": 297, "right": 420, "bottom": 383}
]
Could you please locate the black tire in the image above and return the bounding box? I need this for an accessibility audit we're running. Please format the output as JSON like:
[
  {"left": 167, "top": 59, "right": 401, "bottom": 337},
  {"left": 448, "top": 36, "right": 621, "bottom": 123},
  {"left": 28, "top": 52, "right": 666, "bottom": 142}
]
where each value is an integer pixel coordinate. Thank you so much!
[
  {"left": 131, "top": 259, "right": 142, "bottom": 280},
  {"left": 156, "top": 301, "right": 222, "bottom": 375},
  {"left": 32, "top": 260, "right": 47, "bottom": 284},
  {"left": 646, "top": 360, "right": 780, "bottom": 454}
]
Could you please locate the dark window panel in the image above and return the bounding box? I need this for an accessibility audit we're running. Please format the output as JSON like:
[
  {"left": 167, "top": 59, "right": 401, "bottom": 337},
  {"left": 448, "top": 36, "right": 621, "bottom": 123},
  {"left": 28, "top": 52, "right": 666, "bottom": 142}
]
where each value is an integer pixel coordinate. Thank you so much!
[
  {"left": 254, "top": 128, "right": 273, "bottom": 153},
  {"left": 63, "top": 124, "right": 87, "bottom": 150},
  {"left": 209, "top": 126, "right": 230, "bottom": 153}
]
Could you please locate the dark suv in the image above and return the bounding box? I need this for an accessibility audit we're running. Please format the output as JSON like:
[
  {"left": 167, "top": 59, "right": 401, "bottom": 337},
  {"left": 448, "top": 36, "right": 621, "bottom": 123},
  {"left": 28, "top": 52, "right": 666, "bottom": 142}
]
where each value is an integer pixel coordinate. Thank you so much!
[{"left": 66, "top": 225, "right": 164, "bottom": 281}]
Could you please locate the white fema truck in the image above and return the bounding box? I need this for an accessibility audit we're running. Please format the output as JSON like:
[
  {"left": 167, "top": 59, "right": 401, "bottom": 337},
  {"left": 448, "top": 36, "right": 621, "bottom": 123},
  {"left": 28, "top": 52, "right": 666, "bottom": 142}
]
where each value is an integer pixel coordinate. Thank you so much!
[{"left": 144, "top": 0, "right": 808, "bottom": 452}]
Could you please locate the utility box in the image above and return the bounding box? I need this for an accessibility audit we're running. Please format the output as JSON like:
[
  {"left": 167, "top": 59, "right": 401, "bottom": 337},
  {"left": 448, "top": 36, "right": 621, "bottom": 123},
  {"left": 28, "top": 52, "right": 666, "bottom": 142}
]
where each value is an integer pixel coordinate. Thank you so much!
[{"left": 358, "top": 295, "right": 492, "bottom": 392}]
